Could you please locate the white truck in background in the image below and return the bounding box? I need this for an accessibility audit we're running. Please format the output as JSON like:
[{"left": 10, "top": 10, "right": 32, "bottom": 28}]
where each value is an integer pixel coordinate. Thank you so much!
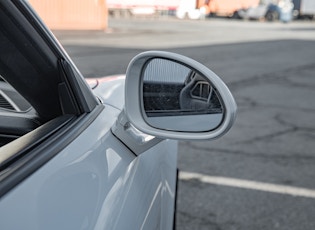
[
  {"left": 292, "top": 0, "right": 315, "bottom": 19},
  {"left": 107, "top": 0, "right": 181, "bottom": 17},
  {"left": 176, "top": 0, "right": 260, "bottom": 19}
]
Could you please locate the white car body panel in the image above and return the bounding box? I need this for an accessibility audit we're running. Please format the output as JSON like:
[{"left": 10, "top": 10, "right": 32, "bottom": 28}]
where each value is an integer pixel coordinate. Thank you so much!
[
  {"left": 0, "top": 78, "right": 178, "bottom": 230},
  {"left": 88, "top": 75, "right": 126, "bottom": 111},
  {"left": 0, "top": 1, "right": 236, "bottom": 229}
]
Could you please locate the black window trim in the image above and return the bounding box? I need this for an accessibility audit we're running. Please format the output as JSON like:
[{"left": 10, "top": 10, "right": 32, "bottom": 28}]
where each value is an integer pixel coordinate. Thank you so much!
[{"left": 14, "top": 0, "right": 100, "bottom": 113}]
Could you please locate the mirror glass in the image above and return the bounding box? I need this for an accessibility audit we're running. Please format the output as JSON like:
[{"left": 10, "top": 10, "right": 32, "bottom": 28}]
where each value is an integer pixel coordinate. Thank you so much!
[{"left": 142, "top": 58, "right": 224, "bottom": 132}]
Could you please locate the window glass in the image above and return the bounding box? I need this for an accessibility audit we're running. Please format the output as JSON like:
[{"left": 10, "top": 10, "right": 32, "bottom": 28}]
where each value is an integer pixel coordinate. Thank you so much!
[{"left": 0, "top": 75, "right": 32, "bottom": 112}]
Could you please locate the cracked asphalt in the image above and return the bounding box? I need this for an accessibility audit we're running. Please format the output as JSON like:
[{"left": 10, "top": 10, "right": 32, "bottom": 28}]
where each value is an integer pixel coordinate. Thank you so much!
[{"left": 54, "top": 17, "right": 315, "bottom": 229}]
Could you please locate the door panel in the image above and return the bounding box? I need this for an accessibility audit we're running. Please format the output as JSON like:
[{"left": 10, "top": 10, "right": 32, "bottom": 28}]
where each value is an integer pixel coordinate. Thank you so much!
[{"left": 0, "top": 105, "right": 177, "bottom": 230}]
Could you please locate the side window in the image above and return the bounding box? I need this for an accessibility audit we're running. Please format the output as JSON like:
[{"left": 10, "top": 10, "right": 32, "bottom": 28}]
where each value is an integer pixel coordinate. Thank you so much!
[
  {"left": 0, "top": 76, "right": 32, "bottom": 112},
  {"left": 0, "top": 75, "right": 39, "bottom": 147}
]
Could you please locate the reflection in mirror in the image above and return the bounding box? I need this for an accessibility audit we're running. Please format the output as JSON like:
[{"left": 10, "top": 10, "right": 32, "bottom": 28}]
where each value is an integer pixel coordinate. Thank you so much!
[{"left": 142, "top": 58, "right": 224, "bottom": 132}]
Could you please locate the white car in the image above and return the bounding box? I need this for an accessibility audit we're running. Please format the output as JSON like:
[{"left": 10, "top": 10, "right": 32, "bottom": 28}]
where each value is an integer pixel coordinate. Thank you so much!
[{"left": 0, "top": 0, "right": 236, "bottom": 229}]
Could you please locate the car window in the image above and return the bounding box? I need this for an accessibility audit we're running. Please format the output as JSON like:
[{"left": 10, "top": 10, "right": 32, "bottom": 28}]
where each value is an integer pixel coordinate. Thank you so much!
[
  {"left": 0, "top": 1, "right": 100, "bottom": 199},
  {"left": 0, "top": 76, "right": 39, "bottom": 147},
  {"left": 0, "top": 76, "right": 32, "bottom": 112}
]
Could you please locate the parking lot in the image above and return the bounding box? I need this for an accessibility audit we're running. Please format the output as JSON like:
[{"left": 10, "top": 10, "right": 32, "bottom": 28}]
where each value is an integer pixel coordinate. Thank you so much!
[{"left": 55, "top": 17, "right": 315, "bottom": 229}]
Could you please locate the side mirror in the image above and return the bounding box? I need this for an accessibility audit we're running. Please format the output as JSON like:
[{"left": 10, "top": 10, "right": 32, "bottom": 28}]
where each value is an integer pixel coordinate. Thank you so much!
[
  {"left": 142, "top": 58, "right": 223, "bottom": 132},
  {"left": 124, "top": 51, "right": 237, "bottom": 140}
]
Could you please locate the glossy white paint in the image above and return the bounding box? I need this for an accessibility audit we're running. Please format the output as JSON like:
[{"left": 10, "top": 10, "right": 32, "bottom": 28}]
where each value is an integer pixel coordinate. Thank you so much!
[
  {"left": 0, "top": 79, "right": 178, "bottom": 230},
  {"left": 90, "top": 75, "right": 126, "bottom": 111},
  {"left": 0, "top": 2, "right": 237, "bottom": 229}
]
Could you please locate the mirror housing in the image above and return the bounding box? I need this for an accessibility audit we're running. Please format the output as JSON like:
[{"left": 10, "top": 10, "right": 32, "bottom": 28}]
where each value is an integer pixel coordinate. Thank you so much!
[{"left": 124, "top": 51, "right": 237, "bottom": 140}]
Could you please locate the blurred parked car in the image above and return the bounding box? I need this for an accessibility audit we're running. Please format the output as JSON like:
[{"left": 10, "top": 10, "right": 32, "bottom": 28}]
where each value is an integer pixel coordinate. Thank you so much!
[
  {"left": 238, "top": 0, "right": 294, "bottom": 22},
  {"left": 0, "top": 0, "right": 236, "bottom": 229}
]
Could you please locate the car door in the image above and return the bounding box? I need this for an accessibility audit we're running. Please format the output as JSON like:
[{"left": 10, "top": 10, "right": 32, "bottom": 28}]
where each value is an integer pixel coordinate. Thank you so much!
[
  {"left": 0, "top": 1, "right": 237, "bottom": 230},
  {"left": 0, "top": 1, "right": 179, "bottom": 229}
]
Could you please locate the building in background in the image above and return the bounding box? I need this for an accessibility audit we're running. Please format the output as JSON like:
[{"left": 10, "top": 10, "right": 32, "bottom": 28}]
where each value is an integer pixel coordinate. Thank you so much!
[{"left": 29, "top": 0, "right": 108, "bottom": 30}]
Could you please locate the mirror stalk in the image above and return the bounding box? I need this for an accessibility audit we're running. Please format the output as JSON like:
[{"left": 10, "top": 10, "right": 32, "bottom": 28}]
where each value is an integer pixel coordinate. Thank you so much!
[{"left": 111, "top": 110, "right": 162, "bottom": 156}]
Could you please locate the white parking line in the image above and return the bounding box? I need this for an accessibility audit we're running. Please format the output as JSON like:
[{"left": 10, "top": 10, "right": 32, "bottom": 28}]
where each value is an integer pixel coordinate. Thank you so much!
[{"left": 179, "top": 171, "right": 315, "bottom": 198}]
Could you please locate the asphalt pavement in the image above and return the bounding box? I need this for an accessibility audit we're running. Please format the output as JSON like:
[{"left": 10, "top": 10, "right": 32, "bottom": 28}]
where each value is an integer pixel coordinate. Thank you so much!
[{"left": 54, "top": 17, "right": 315, "bottom": 230}]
